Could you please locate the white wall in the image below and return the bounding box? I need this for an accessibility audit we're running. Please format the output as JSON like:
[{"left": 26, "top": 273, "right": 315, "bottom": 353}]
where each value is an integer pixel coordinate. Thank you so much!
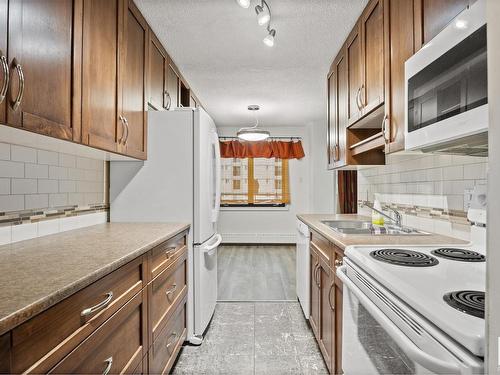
[
  {"left": 217, "top": 126, "right": 312, "bottom": 243},
  {"left": 487, "top": 0, "right": 500, "bottom": 371}
]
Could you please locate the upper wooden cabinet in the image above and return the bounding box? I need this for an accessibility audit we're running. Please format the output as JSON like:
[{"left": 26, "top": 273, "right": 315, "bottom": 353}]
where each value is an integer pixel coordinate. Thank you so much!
[
  {"left": 149, "top": 32, "right": 169, "bottom": 110},
  {"left": 81, "top": 0, "right": 121, "bottom": 153},
  {"left": 360, "top": 0, "right": 385, "bottom": 115},
  {"left": 6, "top": 0, "right": 81, "bottom": 141},
  {"left": 166, "top": 63, "right": 179, "bottom": 110},
  {"left": 0, "top": 0, "right": 7, "bottom": 126},
  {"left": 417, "top": 0, "right": 470, "bottom": 47},
  {"left": 346, "top": 23, "right": 363, "bottom": 126},
  {"left": 118, "top": 0, "right": 148, "bottom": 160}
]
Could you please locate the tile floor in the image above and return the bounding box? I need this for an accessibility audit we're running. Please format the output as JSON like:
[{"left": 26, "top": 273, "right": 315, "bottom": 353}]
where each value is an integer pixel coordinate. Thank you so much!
[
  {"left": 218, "top": 245, "right": 296, "bottom": 301},
  {"left": 172, "top": 302, "right": 328, "bottom": 374}
]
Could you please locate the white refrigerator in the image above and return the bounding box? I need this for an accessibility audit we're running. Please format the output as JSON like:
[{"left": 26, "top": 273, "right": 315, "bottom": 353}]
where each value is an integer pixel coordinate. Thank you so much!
[{"left": 110, "top": 108, "right": 222, "bottom": 345}]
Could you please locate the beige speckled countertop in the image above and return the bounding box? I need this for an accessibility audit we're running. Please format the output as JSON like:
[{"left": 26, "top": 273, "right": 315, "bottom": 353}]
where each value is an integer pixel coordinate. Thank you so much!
[
  {"left": 297, "top": 214, "right": 469, "bottom": 249},
  {"left": 0, "top": 222, "right": 190, "bottom": 336}
]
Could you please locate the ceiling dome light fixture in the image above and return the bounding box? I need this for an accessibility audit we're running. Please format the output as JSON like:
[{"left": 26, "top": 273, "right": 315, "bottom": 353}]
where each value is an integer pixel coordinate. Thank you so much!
[
  {"left": 236, "top": 0, "right": 251, "bottom": 9},
  {"left": 263, "top": 27, "right": 276, "bottom": 47},
  {"left": 255, "top": 0, "right": 271, "bottom": 26},
  {"left": 237, "top": 105, "right": 271, "bottom": 142}
]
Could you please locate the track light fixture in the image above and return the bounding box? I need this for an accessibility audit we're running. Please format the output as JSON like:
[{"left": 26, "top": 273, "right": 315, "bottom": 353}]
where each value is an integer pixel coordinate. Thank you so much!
[
  {"left": 236, "top": 0, "right": 276, "bottom": 47},
  {"left": 255, "top": 1, "right": 271, "bottom": 26},
  {"left": 236, "top": 0, "right": 251, "bottom": 9}
]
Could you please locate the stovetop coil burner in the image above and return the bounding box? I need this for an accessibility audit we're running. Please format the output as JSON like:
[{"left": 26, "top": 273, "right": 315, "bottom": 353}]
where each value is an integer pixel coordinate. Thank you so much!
[
  {"left": 369, "top": 249, "right": 439, "bottom": 267},
  {"left": 443, "top": 290, "right": 485, "bottom": 319},
  {"left": 431, "top": 248, "right": 486, "bottom": 262}
]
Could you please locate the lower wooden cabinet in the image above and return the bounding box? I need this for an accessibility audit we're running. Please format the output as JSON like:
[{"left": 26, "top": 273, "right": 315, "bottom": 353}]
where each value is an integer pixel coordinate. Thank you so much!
[
  {"left": 0, "top": 229, "right": 189, "bottom": 374},
  {"left": 309, "top": 230, "right": 344, "bottom": 374}
]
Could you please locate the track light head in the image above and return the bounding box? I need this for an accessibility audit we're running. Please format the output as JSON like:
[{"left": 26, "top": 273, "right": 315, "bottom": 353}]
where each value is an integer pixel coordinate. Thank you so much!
[
  {"left": 263, "top": 28, "right": 276, "bottom": 47},
  {"left": 255, "top": 4, "right": 270, "bottom": 26},
  {"left": 236, "top": 0, "right": 251, "bottom": 8}
]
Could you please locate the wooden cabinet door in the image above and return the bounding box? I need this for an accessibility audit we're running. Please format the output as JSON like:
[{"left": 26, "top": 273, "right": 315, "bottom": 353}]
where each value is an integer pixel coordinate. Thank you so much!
[
  {"left": 346, "top": 22, "right": 362, "bottom": 126},
  {"left": 49, "top": 291, "right": 146, "bottom": 375},
  {"left": 166, "top": 63, "right": 179, "bottom": 110},
  {"left": 360, "top": 0, "right": 385, "bottom": 114},
  {"left": 385, "top": 0, "right": 416, "bottom": 153},
  {"left": 118, "top": 0, "right": 148, "bottom": 160},
  {"left": 81, "top": 0, "right": 120, "bottom": 152},
  {"left": 309, "top": 248, "right": 320, "bottom": 339},
  {"left": 417, "top": 0, "right": 470, "bottom": 47},
  {"left": 333, "top": 253, "right": 344, "bottom": 375},
  {"left": 7, "top": 0, "right": 81, "bottom": 141},
  {"left": 149, "top": 32, "right": 168, "bottom": 110},
  {"left": 0, "top": 0, "right": 7, "bottom": 125},
  {"left": 318, "top": 259, "right": 334, "bottom": 373},
  {"left": 334, "top": 49, "right": 348, "bottom": 168},
  {"left": 327, "top": 70, "right": 336, "bottom": 170}
]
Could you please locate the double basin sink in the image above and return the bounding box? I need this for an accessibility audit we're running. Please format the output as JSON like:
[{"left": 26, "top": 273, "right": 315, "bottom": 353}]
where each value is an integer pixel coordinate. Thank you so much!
[{"left": 321, "top": 220, "right": 429, "bottom": 236}]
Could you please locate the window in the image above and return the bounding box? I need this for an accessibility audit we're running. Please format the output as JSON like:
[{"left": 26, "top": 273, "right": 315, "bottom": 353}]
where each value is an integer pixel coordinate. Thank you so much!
[{"left": 221, "top": 157, "right": 290, "bottom": 207}]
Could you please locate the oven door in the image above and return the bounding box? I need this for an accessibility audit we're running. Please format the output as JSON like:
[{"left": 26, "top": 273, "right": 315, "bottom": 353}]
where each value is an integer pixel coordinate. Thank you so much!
[{"left": 337, "top": 262, "right": 483, "bottom": 375}]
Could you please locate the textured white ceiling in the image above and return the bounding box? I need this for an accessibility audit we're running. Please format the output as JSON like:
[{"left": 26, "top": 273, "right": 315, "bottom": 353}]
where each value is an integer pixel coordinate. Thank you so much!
[{"left": 136, "top": 0, "right": 368, "bottom": 128}]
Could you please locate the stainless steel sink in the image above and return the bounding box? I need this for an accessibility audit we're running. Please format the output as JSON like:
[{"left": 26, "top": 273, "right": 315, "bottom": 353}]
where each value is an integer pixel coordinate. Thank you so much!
[{"left": 321, "top": 220, "right": 429, "bottom": 236}]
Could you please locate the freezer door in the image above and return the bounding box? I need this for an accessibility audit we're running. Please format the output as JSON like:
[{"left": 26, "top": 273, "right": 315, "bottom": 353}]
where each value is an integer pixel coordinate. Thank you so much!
[
  {"left": 193, "top": 109, "right": 220, "bottom": 244},
  {"left": 193, "top": 233, "right": 222, "bottom": 337}
]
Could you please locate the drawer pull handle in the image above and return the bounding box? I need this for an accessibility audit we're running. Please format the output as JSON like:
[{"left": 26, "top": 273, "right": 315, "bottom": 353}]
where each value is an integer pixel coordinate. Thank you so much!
[
  {"left": 81, "top": 292, "right": 114, "bottom": 317},
  {"left": 166, "top": 331, "right": 178, "bottom": 350},
  {"left": 0, "top": 55, "right": 9, "bottom": 104},
  {"left": 328, "top": 283, "right": 335, "bottom": 311},
  {"left": 103, "top": 357, "right": 113, "bottom": 375},
  {"left": 335, "top": 258, "right": 343, "bottom": 268},
  {"left": 165, "top": 246, "right": 176, "bottom": 259},
  {"left": 165, "top": 283, "right": 177, "bottom": 296}
]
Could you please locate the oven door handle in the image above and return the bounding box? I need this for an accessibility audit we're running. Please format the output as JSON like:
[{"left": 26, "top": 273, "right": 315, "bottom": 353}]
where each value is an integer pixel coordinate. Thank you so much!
[{"left": 336, "top": 265, "right": 462, "bottom": 375}]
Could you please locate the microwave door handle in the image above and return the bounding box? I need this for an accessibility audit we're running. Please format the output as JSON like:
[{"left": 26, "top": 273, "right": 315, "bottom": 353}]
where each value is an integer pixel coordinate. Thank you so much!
[{"left": 336, "top": 266, "right": 461, "bottom": 375}]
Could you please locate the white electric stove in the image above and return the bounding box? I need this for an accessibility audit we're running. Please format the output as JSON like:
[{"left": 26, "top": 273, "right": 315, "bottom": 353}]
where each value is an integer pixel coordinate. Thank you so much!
[{"left": 338, "top": 186, "right": 487, "bottom": 374}]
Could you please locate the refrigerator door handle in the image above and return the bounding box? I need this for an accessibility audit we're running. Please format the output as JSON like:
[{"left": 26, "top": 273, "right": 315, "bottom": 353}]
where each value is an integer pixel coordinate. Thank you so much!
[
  {"left": 211, "top": 131, "right": 222, "bottom": 223},
  {"left": 203, "top": 233, "right": 222, "bottom": 254}
]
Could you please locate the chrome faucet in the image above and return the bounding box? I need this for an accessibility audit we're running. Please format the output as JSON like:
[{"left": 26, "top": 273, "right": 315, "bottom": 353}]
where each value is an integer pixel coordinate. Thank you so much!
[{"left": 361, "top": 202, "right": 402, "bottom": 228}]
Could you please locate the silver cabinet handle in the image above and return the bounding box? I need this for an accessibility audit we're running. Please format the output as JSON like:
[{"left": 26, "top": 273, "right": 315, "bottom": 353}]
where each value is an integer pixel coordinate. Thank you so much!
[
  {"left": 118, "top": 115, "right": 125, "bottom": 144},
  {"left": 359, "top": 84, "right": 365, "bottom": 108},
  {"left": 334, "top": 144, "right": 339, "bottom": 162},
  {"left": 355, "top": 87, "right": 362, "bottom": 110},
  {"left": 314, "top": 263, "right": 321, "bottom": 287},
  {"left": 123, "top": 116, "right": 129, "bottom": 145},
  {"left": 164, "top": 91, "right": 171, "bottom": 110},
  {"left": 12, "top": 60, "right": 24, "bottom": 111},
  {"left": 165, "top": 282, "right": 177, "bottom": 296},
  {"left": 0, "top": 55, "right": 8, "bottom": 104},
  {"left": 166, "top": 331, "right": 178, "bottom": 351},
  {"left": 334, "top": 258, "right": 343, "bottom": 269},
  {"left": 102, "top": 357, "right": 113, "bottom": 375},
  {"left": 382, "top": 114, "right": 390, "bottom": 143},
  {"left": 81, "top": 292, "right": 113, "bottom": 317},
  {"left": 165, "top": 246, "right": 176, "bottom": 259},
  {"left": 328, "top": 282, "right": 335, "bottom": 311}
]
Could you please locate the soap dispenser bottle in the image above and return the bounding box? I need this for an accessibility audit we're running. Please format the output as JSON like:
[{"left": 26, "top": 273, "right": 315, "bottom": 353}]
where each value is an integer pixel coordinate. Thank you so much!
[{"left": 372, "top": 199, "right": 384, "bottom": 226}]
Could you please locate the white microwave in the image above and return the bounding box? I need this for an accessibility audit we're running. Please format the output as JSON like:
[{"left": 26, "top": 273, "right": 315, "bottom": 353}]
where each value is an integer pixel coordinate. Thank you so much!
[{"left": 405, "top": 0, "right": 487, "bottom": 156}]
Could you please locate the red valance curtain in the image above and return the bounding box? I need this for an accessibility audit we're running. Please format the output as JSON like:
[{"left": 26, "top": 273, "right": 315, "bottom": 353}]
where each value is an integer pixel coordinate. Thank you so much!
[{"left": 219, "top": 140, "right": 305, "bottom": 159}]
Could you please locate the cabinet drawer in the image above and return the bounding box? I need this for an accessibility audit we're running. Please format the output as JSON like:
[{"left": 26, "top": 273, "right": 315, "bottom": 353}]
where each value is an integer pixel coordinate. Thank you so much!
[
  {"left": 49, "top": 291, "right": 146, "bottom": 374},
  {"left": 150, "top": 232, "right": 187, "bottom": 280},
  {"left": 12, "top": 256, "right": 145, "bottom": 374},
  {"left": 311, "top": 231, "right": 334, "bottom": 267},
  {"left": 149, "top": 299, "right": 187, "bottom": 375},
  {"left": 149, "top": 247, "right": 188, "bottom": 342}
]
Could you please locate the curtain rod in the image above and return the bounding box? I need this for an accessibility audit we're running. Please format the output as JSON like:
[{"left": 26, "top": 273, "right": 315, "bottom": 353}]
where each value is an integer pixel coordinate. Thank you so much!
[{"left": 219, "top": 136, "right": 302, "bottom": 141}]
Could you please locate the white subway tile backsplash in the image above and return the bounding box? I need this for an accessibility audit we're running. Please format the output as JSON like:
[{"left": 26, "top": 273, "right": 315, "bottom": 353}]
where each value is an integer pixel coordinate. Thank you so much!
[
  {"left": 59, "top": 180, "right": 76, "bottom": 193},
  {"left": 68, "top": 192, "right": 86, "bottom": 206},
  {"left": 49, "top": 166, "right": 68, "bottom": 180},
  {"left": 0, "top": 179, "right": 9, "bottom": 195},
  {"left": 25, "top": 194, "right": 49, "bottom": 210},
  {"left": 49, "top": 193, "right": 68, "bottom": 207},
  {"left": 464, "top": 163, "right": 487, "bottom": 180},
  {"left": 443, "top": 165, "right": 464, "bottom": 180},
  {"left": 25, "top": 163, "right": 49, "bottom": 179},
  {"left": 0, "top": 160, "right": 24, "bottom": 178},
  {"left": 11, "top": 145, "right": 36, "bottom": 163},
  {"left": 11, "top": 179, "right": 37, "bottom": 194},
  {"left": 37, "top": 150, "right": 59, "bottom": 166},
  {"left": 0, "top": 195, "right": 24, "bottom": 211},
  {"left": 68, "top": 167, "right": 85, "bottom": 181},
  {"left": 59, "top": 153, "right": 77, "bottom": 168},
  {"left": 38, "top": 179, "right": 59, "bottom": 194},
  {"left": 0, "top": 143, "right": 10, "bottom": 160}
]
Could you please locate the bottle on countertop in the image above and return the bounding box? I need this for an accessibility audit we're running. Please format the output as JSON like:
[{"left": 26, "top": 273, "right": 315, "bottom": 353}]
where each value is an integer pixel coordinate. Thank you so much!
[{"left": 372, "top": 199, "right": 384, "bottom": 226}]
